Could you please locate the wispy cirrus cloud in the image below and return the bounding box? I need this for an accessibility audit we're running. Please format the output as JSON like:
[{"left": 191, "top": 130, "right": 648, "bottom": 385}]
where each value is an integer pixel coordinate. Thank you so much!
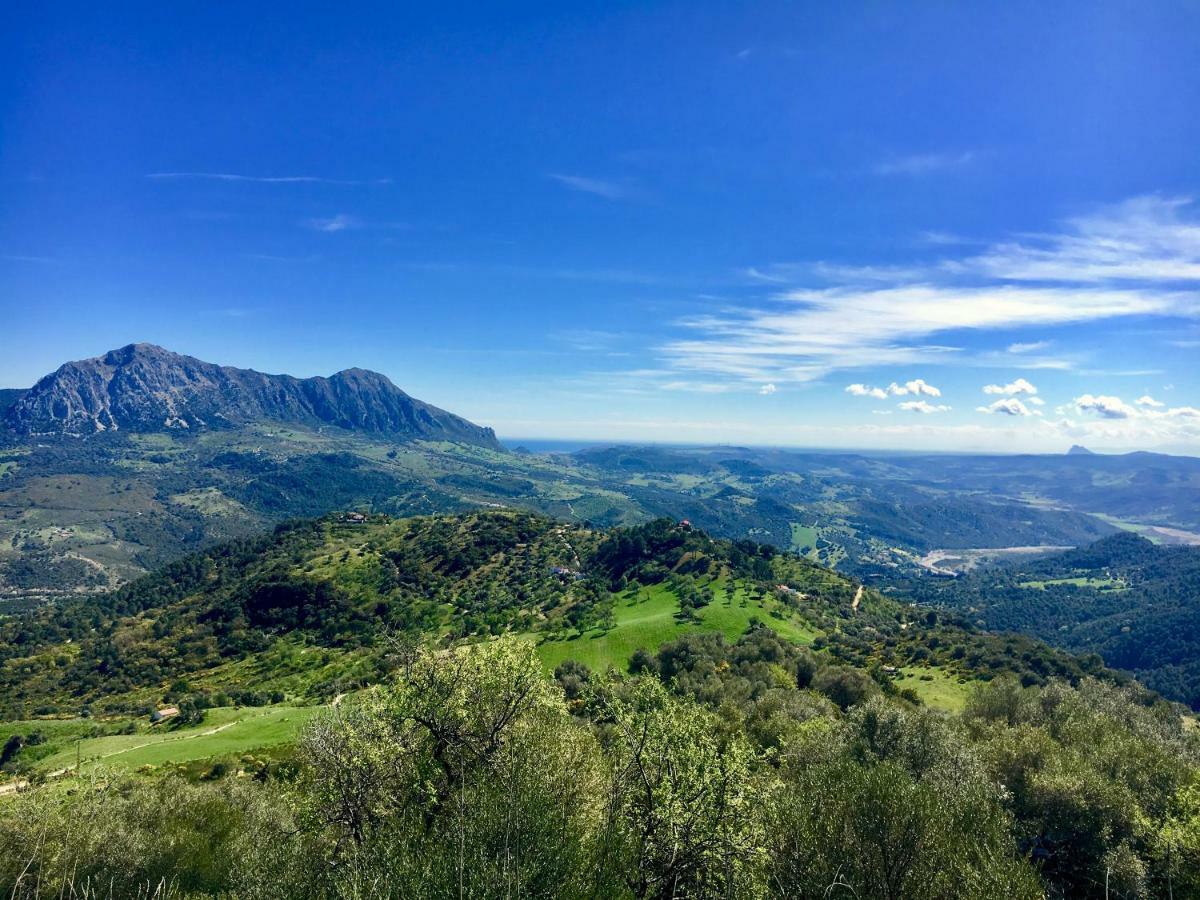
[
  {"left": 664, "top": 283, "right": 1192, "bottom": 383},
  {"left": 147, "top": 172, "right": 391, "bottom": 186},
  {"left": 658, "top": 196, "right": 1200, "bottom": 387},
  {"left": 546, "top": 173, "right": 634, "bottom": 200},
  {"left": 949, "top": 195, "right": 1200, "bottom": 283},
  {"left": 552, "top": 329, "right": 634, "bottom": 356},
  {"left": 872, "top": 151, "right": 975, "bottom": 176},
  {"left": 1007, "top": 340, "right": 1051, "bottom": 354},
  {"left": 305, "top": 214, "right": 360, "bottom": 233},
  {"left": 659, "top": 380, "right": 740, "bottom": 393},
  {"left": 243, "top": 253, "right": 319, "bottom": 263}
]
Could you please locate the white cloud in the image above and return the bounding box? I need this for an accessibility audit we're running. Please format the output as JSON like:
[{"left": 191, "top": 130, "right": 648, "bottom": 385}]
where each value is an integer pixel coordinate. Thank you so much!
[
  {"left": 977, "top": 398, "right": 1036, "bottom": 417},
  {"left": 546, "top": 173, "right": 632, "bottom": 200},
  {"left": 1073, "top": 394, "right": 1139, "bottom": 419},
  {"left": 1160, "top": 405, "right": 1200, "bottom": 419},
  {"left": 661, "top": 198, "right": 1200, "bottom": 389},
  {"left": 953, "top": 195, "right": 1200, "bottom": 283},
  {"left": 872, "top": 152, "right": 974, "bottom": 177},
  {"left": 889, "top": 379, "right": 942, "bottom": 397},
  {"left": 148, "top": 172, "right": 391, "bottom": 185},
  {"left": 659, "top": 380, "right": 738, "bottom": 393},
  {"left": 1041, "top": 403, "right": 1200, "bottom": 449},
  {"left": 899, "top": 400, "right": 951, "bottom": 414},
  {"left": 983, "top": 378, "right": 1038, "bottom": 396},
  {"left": 1028, "top": 396, "right": 1045, "bottom": 406},
  {"left": 846, "top": 380, "right": 941, "bottom": 399},
  {"left": 666, "top": 283, "right": 1193, "bottom": 384},
  {"left": 812, "top": 262, "right": 930, "bottom": 283},
  {"left": 1007, "top": 340, "right": 1051, "bottom": 353},
  {"left": 306, "top": 214, "right": 360, "bottom": 233},
  {"left": 1137, "top": 395, "right": 1166, "bottom": 408},
  {"left": 759, "top": 383, "right": 777, "bottom": 395},
  {"left": 846, "top": 384, "right": 889, "bottom": 399},
  {"left": 745, "top": 266, "right": 794, "bottom": 284}
]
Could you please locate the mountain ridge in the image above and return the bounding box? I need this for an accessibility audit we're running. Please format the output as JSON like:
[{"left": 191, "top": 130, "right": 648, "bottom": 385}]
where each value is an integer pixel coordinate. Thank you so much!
[{"left": 2, "top": 343, "right": 500, "bottom": 448}]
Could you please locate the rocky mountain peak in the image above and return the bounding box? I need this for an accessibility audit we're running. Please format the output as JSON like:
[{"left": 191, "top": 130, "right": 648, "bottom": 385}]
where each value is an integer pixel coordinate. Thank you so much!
[{"left": 3, "top": 345, "right": 500, "bottom": 448}]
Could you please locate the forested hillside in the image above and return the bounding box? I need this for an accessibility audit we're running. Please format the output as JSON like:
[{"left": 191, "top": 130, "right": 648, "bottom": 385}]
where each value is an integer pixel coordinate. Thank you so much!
[
  {"left": 0, "top": 512, "right": 1117, "bottom": 719},
  {"left": 906, "top": 533, "right": 1200, "bottom": 707},
  {"left": 0, "top": 428, "right": 1139, "bottom": 609}
]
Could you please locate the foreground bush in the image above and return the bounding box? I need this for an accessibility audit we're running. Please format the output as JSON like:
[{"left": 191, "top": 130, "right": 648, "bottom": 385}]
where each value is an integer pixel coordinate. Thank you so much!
[{"left": 2, "top": 637, "right": 1198, "bottom": 899}]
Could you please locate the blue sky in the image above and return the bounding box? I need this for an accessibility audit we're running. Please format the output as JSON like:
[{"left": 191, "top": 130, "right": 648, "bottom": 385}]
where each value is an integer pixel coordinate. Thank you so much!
[{"left": 2, "top": 1, "right": 1199, "bottom": 452}]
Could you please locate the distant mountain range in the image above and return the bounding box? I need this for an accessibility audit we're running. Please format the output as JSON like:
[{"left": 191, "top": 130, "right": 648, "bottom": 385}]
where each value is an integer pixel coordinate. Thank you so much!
[{"left": 2, "top": 343, "right": 500, "bottom": 449}]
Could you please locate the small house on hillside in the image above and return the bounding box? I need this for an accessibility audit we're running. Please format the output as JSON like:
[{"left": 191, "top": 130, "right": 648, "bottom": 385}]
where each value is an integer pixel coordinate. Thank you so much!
[{"left": 150, "top": 706, "right": 179, "bottom": 724}]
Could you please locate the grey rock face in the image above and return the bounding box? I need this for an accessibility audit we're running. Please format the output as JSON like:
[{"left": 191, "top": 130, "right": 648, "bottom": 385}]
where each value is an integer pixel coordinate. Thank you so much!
[{"left": 4, "top": 343, "right": 500, "bottom": 448}]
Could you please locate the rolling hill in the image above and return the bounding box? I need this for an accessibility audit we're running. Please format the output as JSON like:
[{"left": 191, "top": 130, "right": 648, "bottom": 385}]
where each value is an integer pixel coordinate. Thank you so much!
[{"left": 0, "top": 511, "right": 1116, "bottom": 721}]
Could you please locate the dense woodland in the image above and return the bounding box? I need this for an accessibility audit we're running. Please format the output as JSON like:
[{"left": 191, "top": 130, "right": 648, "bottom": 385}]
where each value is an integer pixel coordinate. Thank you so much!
[{"left": 904, "top": 533, "right": 1200, "bottom": 707}]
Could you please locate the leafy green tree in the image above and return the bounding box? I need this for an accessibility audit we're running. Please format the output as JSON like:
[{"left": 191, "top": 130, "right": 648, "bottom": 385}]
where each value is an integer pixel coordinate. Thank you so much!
[
  {"left": 293, "top": 638, "right": 610, "bottom": 898},
  {"left": 767, "top": 758, "right": 1041, "bottom": 900},
  {"left": 601, "top": 677, "right": 766, "bottom": 898}
]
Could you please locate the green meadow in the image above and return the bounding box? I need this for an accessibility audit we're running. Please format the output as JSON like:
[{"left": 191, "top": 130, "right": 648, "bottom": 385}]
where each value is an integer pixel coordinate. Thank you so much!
[
  {"left": 536, "top": 580, "right": 815, "bottom": 674},
  {"left": 897, "top": 666, "right": 971, "bottom": 712},
  {"left": 35, "top": 705, "right": 323, "bottom": 774},
  {"left": 1018, "top": 575, "right": 1126, "bottom": 591}
]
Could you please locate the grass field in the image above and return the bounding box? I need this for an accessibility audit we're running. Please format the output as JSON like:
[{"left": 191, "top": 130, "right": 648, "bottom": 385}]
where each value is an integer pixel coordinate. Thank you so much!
[
  {"left": 897, "top": 666, "right": 972, "bottom": 712},
  {"left": 0, "top": 717, "right": 113, "bottom": 770},
  {"left": 35, "top": 705, "right": 323, "bottom": 774},
  {"left": 1018, "top": 576, "right": 1126, "bottom": 591},
  {"left": 536, "top": 580, "right": 816, "bottom": 673},
  {"left": 790, "top": 523, "right": 819, "bottom": 552}
]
